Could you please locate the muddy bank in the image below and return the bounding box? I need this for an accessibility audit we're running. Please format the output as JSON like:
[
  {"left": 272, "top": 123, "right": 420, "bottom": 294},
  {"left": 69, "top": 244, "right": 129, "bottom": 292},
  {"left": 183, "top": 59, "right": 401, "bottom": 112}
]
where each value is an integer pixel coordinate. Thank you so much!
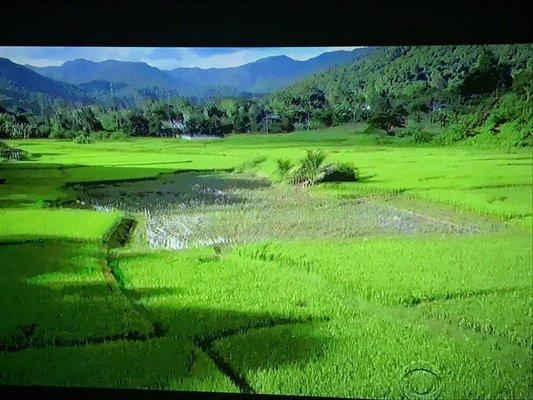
[{"left": 106, "top": 217, "right": 136, "bottom": 248}]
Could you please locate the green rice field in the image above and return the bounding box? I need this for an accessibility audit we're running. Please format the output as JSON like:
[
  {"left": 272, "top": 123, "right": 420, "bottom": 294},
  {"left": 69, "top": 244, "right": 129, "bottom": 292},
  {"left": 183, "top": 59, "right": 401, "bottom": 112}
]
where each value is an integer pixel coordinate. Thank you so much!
[{"left": 0, "top": 124, "right": 532, "bottom": 398}]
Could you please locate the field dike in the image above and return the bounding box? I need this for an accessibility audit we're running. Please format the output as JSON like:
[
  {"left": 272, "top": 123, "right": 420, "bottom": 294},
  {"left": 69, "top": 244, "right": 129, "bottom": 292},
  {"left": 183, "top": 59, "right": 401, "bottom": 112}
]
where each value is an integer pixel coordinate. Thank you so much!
[
  {"left": 64, "top": 167, "right": 235, "bottom": 189},
  {"left": 106, "top": 215, "right": 331, "bottom": 393},
  {"left": 191, "top": 315, "right": 330, "bottom": 394},
  {"left": 106, "top": 217, "right": 136, "bottom": 248},
  {"left": 3, "top": 170, "right": 517, "bottom": 390},
  {"left": 0, "top": 217, "right": 328, "bottom": 393},
  {"left": 403, "top": 285, "right": 530, "bottom": 307}
]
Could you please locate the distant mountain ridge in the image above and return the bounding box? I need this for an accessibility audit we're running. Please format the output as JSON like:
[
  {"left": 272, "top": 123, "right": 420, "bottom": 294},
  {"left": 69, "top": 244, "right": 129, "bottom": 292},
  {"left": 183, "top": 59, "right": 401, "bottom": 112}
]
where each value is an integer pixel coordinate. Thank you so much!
[
  {"left": 0, "top": 57, "right": 89, "bottom": 112},
  {"left": 27, "top": 48, "right": 374, "bottom": 96},
  {"left": 0, "top": 58, "right": 175, "bottom": 112},
  {"left": 0, "top": 57, "right": 86, "bottom": 100},
  {"left": 28, "top": 59, "right": 199, "bottom": 95},
  {"left": 0, "top": 48, "right": 375, "bottom": 113},
  {"left": 167, "top": 48, "right": 374, "bottom": 93}
]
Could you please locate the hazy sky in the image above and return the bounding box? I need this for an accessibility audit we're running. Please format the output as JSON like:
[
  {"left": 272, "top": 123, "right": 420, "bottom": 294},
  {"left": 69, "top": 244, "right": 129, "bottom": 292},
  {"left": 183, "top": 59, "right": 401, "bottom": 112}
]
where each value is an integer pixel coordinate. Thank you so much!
[{"left": 0, "top": 47, "right": 362, "bottom": 70}]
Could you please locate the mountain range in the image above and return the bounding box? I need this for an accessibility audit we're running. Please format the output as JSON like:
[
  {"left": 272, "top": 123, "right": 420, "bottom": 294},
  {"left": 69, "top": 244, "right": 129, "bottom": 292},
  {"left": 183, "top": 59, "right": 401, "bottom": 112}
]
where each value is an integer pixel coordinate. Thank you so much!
[
  {"left": 27, "top": 48, "right": 373, "bottom": 96},
  {"left": 167, "top": 48, "right": 374, "bottom": 94},
  {"left": 0, "top": 57, "right": 89, "bottom": 112},
  {"left": 29, "top": 59, "right": 198, "bottom": 95},
  {"left": 0, "top": 47, "right": 374, "bottom": 113}
]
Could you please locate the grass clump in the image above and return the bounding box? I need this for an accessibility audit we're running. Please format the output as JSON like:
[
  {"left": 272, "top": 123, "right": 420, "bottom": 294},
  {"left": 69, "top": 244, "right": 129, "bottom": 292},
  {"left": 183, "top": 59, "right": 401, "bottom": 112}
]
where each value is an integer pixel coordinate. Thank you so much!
[
  {"left": 320, "top": 162, "right": 359, "bottom": 183},
  {"left": 288, "top": 149, "right": 327, "bottom": 185},
  {"left": 287, "top": 149, "right": 358, "bottom": 186},
  {"left": 411, "top": 129, "right": 434, "bottom": 144}
]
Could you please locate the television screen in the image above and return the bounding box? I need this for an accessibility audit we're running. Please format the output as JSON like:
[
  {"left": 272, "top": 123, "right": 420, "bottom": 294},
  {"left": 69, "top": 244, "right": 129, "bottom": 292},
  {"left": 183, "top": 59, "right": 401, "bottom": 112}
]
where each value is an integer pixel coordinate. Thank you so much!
[{"left": 0, "top": 3, "right": 531, "bottom": 400}]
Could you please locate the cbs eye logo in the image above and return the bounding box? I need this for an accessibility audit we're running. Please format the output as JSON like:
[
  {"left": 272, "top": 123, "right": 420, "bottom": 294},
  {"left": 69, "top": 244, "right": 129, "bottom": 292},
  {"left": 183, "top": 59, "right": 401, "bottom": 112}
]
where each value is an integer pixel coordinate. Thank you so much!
[{"left": 401, "top": 361, "right": 442, "bottom": 400}]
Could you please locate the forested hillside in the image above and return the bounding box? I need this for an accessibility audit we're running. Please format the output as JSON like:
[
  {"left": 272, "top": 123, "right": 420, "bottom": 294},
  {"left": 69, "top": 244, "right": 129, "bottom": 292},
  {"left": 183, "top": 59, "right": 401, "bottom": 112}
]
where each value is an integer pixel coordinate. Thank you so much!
[
  {"left": 0, "top": 57, "right": 89, "bottom": 112},
  {"left": 1, "top": 45, "right": 531, "bottom": 146},
  {"left": 265, "top": 44, "right": 532, "bottom": 145}
]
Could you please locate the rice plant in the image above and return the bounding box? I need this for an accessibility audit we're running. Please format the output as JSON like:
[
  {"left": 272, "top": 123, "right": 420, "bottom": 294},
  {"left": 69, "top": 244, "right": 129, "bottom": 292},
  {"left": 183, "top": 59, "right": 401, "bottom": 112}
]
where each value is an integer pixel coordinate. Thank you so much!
[{"left": 0, "top": 125, "right": 531, "bottom": 396}]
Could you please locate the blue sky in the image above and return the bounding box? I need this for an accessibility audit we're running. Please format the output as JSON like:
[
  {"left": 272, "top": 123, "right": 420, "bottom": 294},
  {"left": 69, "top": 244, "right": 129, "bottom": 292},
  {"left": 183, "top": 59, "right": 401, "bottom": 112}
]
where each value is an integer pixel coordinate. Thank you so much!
[{"left": 0, "top": 47, "right": 361, "bottom": 69}]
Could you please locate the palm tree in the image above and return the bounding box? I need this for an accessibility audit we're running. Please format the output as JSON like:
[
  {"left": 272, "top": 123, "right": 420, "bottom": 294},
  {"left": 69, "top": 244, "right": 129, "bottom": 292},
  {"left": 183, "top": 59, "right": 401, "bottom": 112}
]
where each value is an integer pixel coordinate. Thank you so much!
[{"left": 294, "top": 149, "right": 327, "bottom": 185}]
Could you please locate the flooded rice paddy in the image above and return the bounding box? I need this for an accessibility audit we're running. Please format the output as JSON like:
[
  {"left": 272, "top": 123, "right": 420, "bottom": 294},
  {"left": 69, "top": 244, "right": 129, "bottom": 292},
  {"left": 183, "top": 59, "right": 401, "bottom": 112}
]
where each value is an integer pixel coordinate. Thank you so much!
[{"left": 72, "top": 172, "right": 483, "bottom": 250}]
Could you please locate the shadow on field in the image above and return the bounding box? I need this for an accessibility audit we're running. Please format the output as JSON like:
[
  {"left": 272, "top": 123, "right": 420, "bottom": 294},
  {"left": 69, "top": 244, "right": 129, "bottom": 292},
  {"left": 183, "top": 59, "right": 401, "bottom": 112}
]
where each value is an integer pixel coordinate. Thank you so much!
[
  {"left": 71, "top": 170, "right": 272, "bottom": 212},
  {"left": 0, "top": 240, "right": 329, "bottom": 391},
  {"left": 0, "top": 163, "right": 200, "bottom": 189},
  {"left": 1, "top": 162, "right": 272, "bottom": 212}
]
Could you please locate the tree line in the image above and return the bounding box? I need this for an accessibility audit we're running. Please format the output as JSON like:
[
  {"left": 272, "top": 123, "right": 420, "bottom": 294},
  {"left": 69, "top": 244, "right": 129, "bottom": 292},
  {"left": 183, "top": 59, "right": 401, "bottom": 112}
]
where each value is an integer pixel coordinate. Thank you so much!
[
  {"left": 1, "top": 45, "right": 531, "bottom": 146},
  {"left": 0, "top": 92, "right": 331, "bottom": 140}
]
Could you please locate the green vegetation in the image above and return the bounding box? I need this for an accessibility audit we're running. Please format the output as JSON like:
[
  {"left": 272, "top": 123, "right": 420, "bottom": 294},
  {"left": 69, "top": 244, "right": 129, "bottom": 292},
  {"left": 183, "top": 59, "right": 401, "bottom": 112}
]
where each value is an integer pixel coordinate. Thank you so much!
[
  {"left": 275, "top": 158, "right": 292, "bottom": 179},
  {"left": 280, "top": 149, "right": 358, "bottom": 186},
  {"left": 1, "top": 45, "right": 532, "bottom": 149},
  {"left": 0, "top": 209, "right": 122, "bottom": 243},
  {"left": 270, "top": 45, "right": 532, "bottom": 146},
  {"left": 1, "top": 233, "right": 529, "bottom": 397},
  {"left": 0, "top": 44, "right": 531, "bottom": 397},
  {"left": 0, "top": 140, "right": 31, "bottom": 162},
  {"left": 5, "top": 123, "right": 530, "bottom": 221},
  {"left": 239, "top": 236, "right": 532, "bottom": 308},
  {"left": 0, "top": 242, "right": 152, "bottom": 348},
  {"left": 0, "top": 124, "right": 531, "bottom": 397}
]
